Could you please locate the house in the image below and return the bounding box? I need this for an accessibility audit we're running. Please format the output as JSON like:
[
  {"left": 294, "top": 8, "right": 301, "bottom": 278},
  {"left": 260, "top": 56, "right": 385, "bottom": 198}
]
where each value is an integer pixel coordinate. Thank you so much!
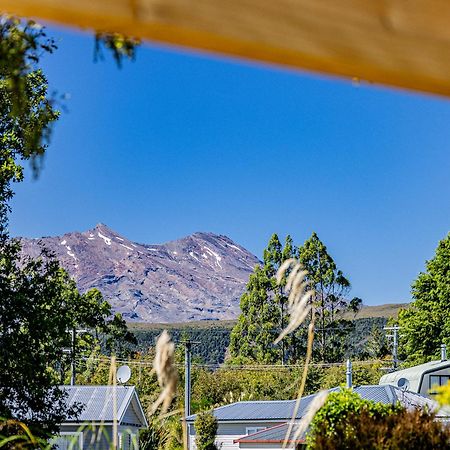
[
  {"left": 186, "top": 385, "right": 438, "bottom": 450},
  {"left": 379, "top": 359, "right": 450, "bottom": 398},
  {"left": 51, "top": 385, "right": 148, "bottom": 450}
]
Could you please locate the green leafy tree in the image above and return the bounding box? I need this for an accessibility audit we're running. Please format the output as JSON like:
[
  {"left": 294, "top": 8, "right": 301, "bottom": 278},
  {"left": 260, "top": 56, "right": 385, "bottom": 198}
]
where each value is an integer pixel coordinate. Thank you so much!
[
  {"left": 229, "top": 234, "right": 295, "bottom": 364},
  {"left": 0, "top": 18, "right": 137, "bottom": 435},
  {"left": 0, "top": 18, "right": 59, "bottom": 227},
  {"left": 298, "top": 232, "right": 360, "bottom": 362},
  {"left": 0, "top": 246, "right": 83, "bottom": 436},
  {"left": 194, "top": 411, "right": 218, "bottom": 450},
  {"left": 398, "top": 233, "right": 450, "bottom": 364}
]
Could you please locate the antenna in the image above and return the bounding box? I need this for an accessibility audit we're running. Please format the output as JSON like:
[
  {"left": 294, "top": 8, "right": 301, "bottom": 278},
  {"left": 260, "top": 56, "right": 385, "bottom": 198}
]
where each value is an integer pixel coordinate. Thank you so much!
[
  {"left": 397, "top": 377, "right": 410, "bottom": 392},
  {"left": 116, "top": 365, "right": 131, "bottom": 384}
]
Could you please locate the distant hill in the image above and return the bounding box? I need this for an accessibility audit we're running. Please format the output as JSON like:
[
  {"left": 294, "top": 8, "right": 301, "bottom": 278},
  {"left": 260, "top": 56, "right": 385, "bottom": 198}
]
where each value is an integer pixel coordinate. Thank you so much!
[
  {"left": 19, "top": 224, "right": 260, "bottom": 322},
  {"left": 344, "top": 303, "right": 408, "bottom": 319}
]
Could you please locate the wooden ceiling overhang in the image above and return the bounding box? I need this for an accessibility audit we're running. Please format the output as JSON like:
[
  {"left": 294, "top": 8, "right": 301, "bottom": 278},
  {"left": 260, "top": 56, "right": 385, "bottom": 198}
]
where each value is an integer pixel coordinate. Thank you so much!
[{"left": 2, "top": 0, "right": 450, "bottom": 97}]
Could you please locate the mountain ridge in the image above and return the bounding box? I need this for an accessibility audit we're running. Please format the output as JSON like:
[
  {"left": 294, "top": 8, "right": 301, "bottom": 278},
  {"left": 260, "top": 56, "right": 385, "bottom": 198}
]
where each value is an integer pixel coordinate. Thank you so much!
[{"left": 19, "top": 224, "right": 260, "bottom": 323}]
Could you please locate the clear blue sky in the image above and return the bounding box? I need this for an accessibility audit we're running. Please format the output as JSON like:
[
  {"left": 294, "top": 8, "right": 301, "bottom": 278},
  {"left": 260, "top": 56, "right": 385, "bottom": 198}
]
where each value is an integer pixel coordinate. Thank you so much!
[{"left": 9, "top": 25, "right": 450, "bottom": 306}]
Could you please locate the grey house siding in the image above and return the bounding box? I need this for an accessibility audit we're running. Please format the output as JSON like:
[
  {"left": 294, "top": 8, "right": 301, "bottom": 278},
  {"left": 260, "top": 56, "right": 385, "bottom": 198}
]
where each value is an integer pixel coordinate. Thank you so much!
[
  {"left": 188, "top": 421, "right": 282, "bottom": 450},
  {"left": 58, "top": 424, "right": 140, "bottom": 450}
]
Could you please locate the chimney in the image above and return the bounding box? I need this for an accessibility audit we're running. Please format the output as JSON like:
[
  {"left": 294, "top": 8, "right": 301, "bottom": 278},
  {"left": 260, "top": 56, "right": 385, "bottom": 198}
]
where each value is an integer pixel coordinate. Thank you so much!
[
  {"left": 346, "top": 359, "right": 352, "bottom": 388},
  {"left": 441, "top": 344, "right": 447, "bottom": 361}
]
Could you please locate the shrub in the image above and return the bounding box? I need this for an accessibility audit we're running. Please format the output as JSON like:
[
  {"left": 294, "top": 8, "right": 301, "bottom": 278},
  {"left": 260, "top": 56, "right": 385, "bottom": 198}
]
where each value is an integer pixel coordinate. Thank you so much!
[
  {"left": 306, "top": 390, "right": 450, "bottom": 449},
  {"left": 194, "top": 411, "right": 218, "bottom": 450}
]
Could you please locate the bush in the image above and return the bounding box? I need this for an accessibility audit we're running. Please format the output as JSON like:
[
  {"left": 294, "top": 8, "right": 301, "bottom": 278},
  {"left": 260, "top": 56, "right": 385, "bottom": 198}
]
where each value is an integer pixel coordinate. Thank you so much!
[
  {"left": 306, "top": 390, "right": 450, "bottom": 449},
  {"left": 194, "top": 411, "right": 218, "bottom": 450}
]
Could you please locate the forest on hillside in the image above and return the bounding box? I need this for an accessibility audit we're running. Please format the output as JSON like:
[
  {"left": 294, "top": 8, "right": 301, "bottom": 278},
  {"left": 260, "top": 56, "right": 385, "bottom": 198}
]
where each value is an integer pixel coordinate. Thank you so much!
[{"left": 129, "top": 316, "right": 388, "bottom": 365}]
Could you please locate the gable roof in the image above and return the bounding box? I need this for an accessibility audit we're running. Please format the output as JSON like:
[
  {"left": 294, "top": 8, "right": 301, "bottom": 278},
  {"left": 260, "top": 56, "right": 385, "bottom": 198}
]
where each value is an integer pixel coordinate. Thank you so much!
[
  {"left": 186, "top": 385, "right": 438, "bottom": 422},
  {"left": 234, "top": 423, "right": 303, "bottom": 444},
  {"left": 62, "top": 385, "right": 148, "bottom": 427}
]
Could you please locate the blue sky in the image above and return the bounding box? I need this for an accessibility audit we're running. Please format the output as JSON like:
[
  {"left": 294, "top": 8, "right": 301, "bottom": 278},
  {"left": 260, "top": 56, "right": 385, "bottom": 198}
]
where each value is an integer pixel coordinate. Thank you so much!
[{"left": 9, "top": 25, "right": 450, "bottom": 306}]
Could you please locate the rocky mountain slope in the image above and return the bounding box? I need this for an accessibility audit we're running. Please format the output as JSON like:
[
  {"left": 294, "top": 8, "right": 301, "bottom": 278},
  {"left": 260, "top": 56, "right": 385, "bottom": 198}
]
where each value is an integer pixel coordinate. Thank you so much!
[{"left": 19, "top": 224, "right": 260, "bottom": 322}]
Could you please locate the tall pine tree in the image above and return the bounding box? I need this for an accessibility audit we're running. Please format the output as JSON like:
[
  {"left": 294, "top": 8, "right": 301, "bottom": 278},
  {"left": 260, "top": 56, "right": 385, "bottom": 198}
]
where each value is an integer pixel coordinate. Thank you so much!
[
  {"left": 229, "top": 234, "right": 296, "bottom": 364},
  {"left": 298, "top": 232, "right": 360, "bottom": 362}
]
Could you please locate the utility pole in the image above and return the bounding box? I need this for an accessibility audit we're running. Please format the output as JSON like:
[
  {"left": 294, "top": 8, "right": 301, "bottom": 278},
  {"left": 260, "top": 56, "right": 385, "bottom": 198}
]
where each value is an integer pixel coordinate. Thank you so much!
[
  {"left": 185, "top": 341, "right": 191, "bottom": 417},
  {"left": 181, "top": 339, "right": 199, "bottom": 417},
  {"left": 384, "top": 325, "right": 401, "bottom": 370},
  {"left": 69, "top": 328, "right": 87, "bottom": 386},
  {"left": 70, "top": 328, "right": 76, "bottom": 386}
]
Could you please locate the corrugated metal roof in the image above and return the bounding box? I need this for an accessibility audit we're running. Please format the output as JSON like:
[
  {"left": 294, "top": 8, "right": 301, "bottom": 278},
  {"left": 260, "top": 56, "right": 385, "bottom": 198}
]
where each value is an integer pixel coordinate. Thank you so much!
[
  {"left": 186, "top": 385, "right": 439, "bottom": 422},
  {"left": 62, "top": 385, "right": 135, "bottom": 423},
  {"left": 379, "top": 360, "right": 450, "bottom": 392},
  {"left": 234, "top": 423, "right": 302, "bottom": 443}
]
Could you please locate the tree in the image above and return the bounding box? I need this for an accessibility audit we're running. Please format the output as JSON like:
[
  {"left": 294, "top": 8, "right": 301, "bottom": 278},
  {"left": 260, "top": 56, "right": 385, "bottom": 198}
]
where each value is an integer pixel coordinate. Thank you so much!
[
  {"left": 365, "top": 325, "right": 390, "bottom": 359},
  {"left": 0, "top": 246, "right": 82, "bottom": 436},
  {"left": 194, "top": 411, "right": 218, "bottom": 450},
  {"left": 229, "top": 234, "right": 295, "bottom": 364},
  {"left": 398, "top": 233, "right": 450, "bottom": 364},
  {"left": 0, "top": 19, "right": 138, "bottom": 435},
  {"left": 298, "top": 232, "right": 361, "bottom": 362},
  {"left": 0, "top": 18, "right": 59, "bottom": 228}
]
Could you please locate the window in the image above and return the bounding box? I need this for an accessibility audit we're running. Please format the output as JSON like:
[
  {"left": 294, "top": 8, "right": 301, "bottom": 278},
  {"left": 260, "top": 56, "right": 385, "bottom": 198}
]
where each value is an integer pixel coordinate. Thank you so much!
[
  {"left": 49, "top": 432, "right": 83, "bottom": 450},
  {"left": 429, "top": 375, "right": 450, "bottom": 389},
  {"left": 119, "top": 431, "right": 136, "bottom": 450},
  {"left": 245, "top": 427, "right": 266, "bottom": 435}
]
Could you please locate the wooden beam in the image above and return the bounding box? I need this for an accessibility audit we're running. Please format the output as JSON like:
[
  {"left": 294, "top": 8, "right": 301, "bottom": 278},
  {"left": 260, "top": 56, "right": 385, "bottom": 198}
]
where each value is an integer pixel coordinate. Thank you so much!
[{"left": 2, "top": 0, "right": 450, "bottom": 96}]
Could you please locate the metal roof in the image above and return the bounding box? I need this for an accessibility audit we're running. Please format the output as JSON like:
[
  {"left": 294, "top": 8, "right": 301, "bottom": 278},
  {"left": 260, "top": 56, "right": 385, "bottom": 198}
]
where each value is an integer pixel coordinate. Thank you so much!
[
  {"left": 186, "top": 385, "right": 438, "bottom": 422},
  {"left": 234, "top": 423, "right": 303, "bottom": 444},
  {"left": 61, "top": 385, "right": 147, "bottom": 426},
  {"left": 380, "top": 360, "right": 450, "bottom": 392}
]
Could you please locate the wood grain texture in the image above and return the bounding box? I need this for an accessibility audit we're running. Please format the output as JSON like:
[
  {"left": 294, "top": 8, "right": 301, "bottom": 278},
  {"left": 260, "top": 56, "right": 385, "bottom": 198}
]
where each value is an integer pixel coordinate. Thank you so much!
[{"left": 2, "top": 0, "right": 450, "bottom": 96}]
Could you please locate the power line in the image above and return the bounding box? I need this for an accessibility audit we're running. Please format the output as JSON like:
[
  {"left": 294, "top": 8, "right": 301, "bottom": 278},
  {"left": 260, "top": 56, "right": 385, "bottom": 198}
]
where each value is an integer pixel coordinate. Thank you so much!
[{"left": 79, "top": 355, "right": 385, "bottom": 370}]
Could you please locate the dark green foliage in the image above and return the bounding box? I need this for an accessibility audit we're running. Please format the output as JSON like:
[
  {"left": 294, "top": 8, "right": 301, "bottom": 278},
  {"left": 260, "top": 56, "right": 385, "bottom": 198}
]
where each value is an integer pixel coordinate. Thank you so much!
[
  {"left": 129, "top": 316, "right": 387, "bottom": 367},
  {"left": 194, "top": 411, "right": 218, "bottom": 450},
  {"left": 0, "top": 18, "right": 59, "bottom": 227},
  {"left": 398, "top": 233, "right": 450, "bottom": 364},
  {"left": 307, "top": 390, "right": 450, "bottom": 449},
  {"left": 365, "top": 324, "right": 390, "bottom": 359},
  {"left": 94, "top": 32, "right": 140, "bottom": 67},
  {"left": 298, "top": 232, "right": 361, "bottom": 362},
  {"left": 229, "top": 234, "right": 296, "bottom": 364},
  {"left": 132, "top": 325, "right": 231, "bottom": 365},
  {"left": 228, "top": 232, "right": 362, "bottom": 364},
  {"left": 0, "top": 243, "right": 82, "bottom": 436}
]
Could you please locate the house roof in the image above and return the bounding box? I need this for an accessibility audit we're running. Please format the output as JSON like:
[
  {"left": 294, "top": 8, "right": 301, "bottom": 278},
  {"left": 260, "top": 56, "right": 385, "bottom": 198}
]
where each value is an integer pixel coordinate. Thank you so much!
[
  {"left": 62, "top": 385, "right": 148, "bottom": 427},
  {"left": 186, "top": 385, "right": 438, "bottom": 422},
  {"left": 234, "top": 423, "right": 303, "bottom": 444},
  {"left": 379, "top": 360, "right": 450, "bottom": 393}
]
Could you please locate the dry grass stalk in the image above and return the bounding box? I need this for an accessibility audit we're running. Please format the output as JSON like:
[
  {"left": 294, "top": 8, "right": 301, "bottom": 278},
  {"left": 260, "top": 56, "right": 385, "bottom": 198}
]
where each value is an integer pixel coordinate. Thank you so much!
[
  {"left": 150, "top": 330, "right": 178, "bottom": 416},
  {"left": 292, "top": 390, "right": 328, "bottom": 442},
  {"left": 275, "top": 259, "right": 314, "bottom": 344},
  {"left": 283, "top": 321, "right": 315, "bottom": 448}
]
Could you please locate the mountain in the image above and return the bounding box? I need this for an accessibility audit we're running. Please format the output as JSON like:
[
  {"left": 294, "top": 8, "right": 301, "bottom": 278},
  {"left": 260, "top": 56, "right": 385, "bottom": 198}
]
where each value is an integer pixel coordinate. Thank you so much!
[{"left": 19, "top": 224, "right": 260, "bottom": 322}]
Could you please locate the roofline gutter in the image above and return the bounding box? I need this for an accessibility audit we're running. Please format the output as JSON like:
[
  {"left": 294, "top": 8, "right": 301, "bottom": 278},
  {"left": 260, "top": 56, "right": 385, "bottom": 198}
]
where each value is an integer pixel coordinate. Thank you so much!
[
  {"left": 185, "top": 419, "right": 288, "bottom": 424},
  {"left": 234, "top": 438, "right": 305, "bottom": 444}
]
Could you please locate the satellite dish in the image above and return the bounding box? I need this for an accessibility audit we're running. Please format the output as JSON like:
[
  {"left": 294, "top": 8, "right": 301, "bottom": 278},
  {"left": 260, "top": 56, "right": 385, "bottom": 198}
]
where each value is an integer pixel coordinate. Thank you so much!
[
  {"left": 116, "top": 365, "right": 131, "bottom": 384},
  {"left": 397, "top": 377, "right": 410, "bottom": 391}
]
